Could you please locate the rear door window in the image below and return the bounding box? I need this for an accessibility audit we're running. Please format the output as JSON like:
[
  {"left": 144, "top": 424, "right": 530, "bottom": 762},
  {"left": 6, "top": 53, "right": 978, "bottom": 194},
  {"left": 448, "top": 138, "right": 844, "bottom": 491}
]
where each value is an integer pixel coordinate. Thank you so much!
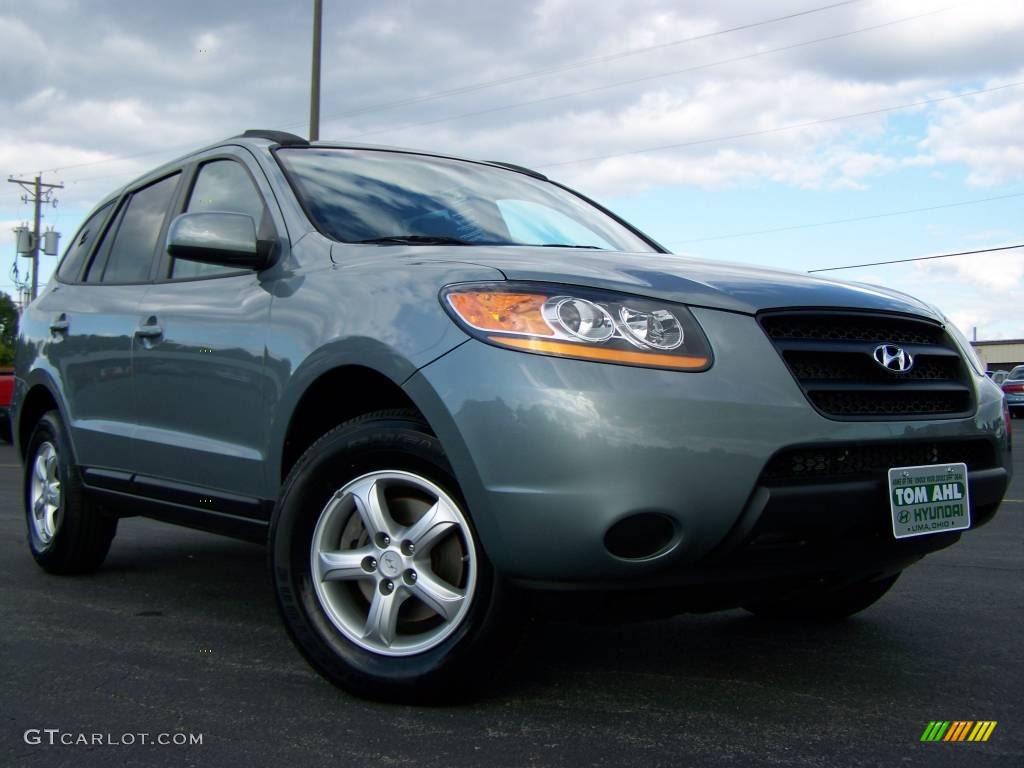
[{"left": 92, "top": 173, "right": 180, "bottom": 283}]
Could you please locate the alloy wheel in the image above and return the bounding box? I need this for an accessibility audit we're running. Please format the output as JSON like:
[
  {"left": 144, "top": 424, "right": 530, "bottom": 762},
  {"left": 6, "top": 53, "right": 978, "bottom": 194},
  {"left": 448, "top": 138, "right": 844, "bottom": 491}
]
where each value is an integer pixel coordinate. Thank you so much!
[
  {"left": 310, "top": 470, "right": 477, "bottom": 656},
  {"left": 29, "top": 441, "right": 63, "bottom": 545}
]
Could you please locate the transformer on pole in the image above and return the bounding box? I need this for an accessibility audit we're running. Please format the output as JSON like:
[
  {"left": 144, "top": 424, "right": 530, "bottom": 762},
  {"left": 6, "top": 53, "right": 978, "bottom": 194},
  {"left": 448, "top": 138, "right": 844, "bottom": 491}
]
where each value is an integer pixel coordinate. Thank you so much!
[{"left": 7, "top": 174, "right": 63, "bottom": 302}]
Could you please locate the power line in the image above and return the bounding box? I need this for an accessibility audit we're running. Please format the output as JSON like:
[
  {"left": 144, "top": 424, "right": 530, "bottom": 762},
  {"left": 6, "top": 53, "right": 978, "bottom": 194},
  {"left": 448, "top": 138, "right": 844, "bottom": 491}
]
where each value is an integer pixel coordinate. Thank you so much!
[
  {"left": 12, "top": 0, "right": 865, "bottom": 178},
  {"left": 62, "top": 169, "right": 144, "bottom": 188},
  {"left": 282, "top": 0, "right": 867, "bottom": 131},
  {"left": 541, "top": 80, "right": 1024, "bottom": 169},
  {"left": 52, "top": 5, "right": 960, "bottom": 189},
  {"left": 674, "top": 190, "right": 1024, "bottom": 245},
  {"left": 344, "top": 4, "right": 955, "bottom": 141},
  {"left": 9, "top": 140, "right": 209, "bottom": 177},
  {"left": 808, "top": 244, "right": 1024, "bottom": 273}
]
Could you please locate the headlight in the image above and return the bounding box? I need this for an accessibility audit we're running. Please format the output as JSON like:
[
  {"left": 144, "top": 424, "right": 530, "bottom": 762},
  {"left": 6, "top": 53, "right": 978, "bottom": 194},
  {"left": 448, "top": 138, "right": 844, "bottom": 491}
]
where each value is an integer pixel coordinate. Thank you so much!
[
  {"left": 442, "top": 282, "right": 712, "bottom": 371},
  {"left": 618, "top": 307, "right": 684, "bottom": 350}
]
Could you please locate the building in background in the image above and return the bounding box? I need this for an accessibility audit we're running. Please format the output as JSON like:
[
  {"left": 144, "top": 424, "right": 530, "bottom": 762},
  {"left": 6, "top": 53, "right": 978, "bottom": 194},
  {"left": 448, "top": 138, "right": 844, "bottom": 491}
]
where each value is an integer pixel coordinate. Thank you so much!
[{"left": 971, "top": 339, "right": 1024, "bottom": 373}]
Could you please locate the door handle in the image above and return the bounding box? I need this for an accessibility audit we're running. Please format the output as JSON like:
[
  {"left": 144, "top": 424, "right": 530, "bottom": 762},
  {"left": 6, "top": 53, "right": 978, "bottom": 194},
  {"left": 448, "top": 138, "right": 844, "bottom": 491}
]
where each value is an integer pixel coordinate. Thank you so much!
[
  {"left": 135, "top": 317, "right": 163, "bottom": 339},
  {"left": 49, "top": 314, "right": 69, "bottom": 334}
]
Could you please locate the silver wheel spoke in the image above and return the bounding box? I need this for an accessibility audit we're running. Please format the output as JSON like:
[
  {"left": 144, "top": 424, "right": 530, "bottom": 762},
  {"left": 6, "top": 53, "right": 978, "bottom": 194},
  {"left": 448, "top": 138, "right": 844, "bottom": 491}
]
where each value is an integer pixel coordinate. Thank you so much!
[
  {"left": 409, "top": 571, "right": 465, "bottom": 621},
  {"left": 405, "top": 500, "right": 460, "bottom": 553},
  {"left": 316, "top": 547, "right": 375, "bottom": 582},
  {"left": 352, "top": 479, "right": 395, "bottom": 540},
  {"left": 45, "top": 452, "right": 58, "bottom": 480},
  {"left": 364, "top": 589, "right": 407, "bottom": 646},
  {"left": 29, "top": 443, "right": 61, "bottom": 544}
]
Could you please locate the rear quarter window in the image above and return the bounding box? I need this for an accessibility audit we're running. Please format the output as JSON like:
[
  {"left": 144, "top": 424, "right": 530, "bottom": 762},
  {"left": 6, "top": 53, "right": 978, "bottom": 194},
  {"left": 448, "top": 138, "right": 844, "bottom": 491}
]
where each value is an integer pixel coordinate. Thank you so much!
[{"left": 56, "top": 202, "right": 114, "bottom": 283}]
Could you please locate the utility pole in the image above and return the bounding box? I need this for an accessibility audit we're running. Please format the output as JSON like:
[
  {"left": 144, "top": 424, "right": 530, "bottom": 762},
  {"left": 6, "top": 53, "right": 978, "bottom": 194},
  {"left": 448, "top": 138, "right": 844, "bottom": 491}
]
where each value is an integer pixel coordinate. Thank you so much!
[
  {"left": 8, "top": 174, "right": 63, "bottom": 301},
  {"left": 309, "top": 0, "right": 323, "bottom": 141}
]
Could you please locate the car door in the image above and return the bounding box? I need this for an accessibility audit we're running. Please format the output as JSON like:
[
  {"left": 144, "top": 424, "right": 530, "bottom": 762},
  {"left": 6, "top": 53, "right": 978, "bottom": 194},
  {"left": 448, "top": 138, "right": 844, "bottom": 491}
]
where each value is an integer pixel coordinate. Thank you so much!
[
  {"left": 130, "top": 150, "right": 277, "bottom": 503},
  {"left": 34, "top": 172, "right": 181, "bottom": 471}
]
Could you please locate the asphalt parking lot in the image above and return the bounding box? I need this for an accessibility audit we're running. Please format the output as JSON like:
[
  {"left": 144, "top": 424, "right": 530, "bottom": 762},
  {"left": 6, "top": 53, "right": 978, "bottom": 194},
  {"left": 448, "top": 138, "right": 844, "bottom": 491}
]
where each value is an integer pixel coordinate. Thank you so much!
[{"left": 1, "top": 433, "right": 1021, "bottom": 768}]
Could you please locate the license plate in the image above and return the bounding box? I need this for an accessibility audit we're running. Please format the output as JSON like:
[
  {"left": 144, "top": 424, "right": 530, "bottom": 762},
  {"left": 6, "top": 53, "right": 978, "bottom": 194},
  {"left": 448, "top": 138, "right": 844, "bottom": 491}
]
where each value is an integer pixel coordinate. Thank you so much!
[{"left": 888, "top": 463, "right": 971, "bottom": 539}]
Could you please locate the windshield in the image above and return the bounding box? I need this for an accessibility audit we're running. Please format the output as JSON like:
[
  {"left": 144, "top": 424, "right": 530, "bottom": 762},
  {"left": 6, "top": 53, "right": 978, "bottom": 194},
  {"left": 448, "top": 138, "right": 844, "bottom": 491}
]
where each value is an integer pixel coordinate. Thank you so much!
[
  {"left": 1010, "top": 366, "right": 1024, "bottom": 380},
  {"left": 276, "top": 148, "right": 655, "bottom": 252}
]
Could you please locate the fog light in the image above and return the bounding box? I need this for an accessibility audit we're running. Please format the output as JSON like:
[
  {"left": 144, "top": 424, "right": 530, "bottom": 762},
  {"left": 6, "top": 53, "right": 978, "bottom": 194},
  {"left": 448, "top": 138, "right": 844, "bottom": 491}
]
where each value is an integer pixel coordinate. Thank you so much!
[{"left": 604, "top": 513, "right": 678, "bottom": 560}]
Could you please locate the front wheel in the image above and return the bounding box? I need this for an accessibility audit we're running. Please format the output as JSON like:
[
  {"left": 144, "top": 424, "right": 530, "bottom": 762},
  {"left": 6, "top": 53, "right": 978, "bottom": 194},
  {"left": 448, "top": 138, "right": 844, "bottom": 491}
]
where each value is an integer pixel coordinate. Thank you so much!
[
  {"left": 743, "top": 572, "right": 901, "bottom": 622},
  {"left": 270, "top": 410, "right": 514, "bottom": 702}
]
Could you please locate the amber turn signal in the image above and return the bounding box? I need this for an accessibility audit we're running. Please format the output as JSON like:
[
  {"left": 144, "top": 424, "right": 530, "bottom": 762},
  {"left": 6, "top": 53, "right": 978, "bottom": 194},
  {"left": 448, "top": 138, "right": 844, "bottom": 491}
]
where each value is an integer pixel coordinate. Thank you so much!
[
  {"left": 447, "top": 292, "right": 554, "bottom": 337},
  {"left": 489, "top": 336, "right": 709, "bottom": 370}
]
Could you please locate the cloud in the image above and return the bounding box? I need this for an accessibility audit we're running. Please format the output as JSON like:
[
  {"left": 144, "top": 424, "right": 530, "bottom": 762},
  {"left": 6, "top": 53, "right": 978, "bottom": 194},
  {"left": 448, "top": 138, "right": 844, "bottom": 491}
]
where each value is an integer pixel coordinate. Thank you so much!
[
  {"left": 4, "top": 0, "right": 1022, "bottom": 197},
  {"left": 785, "top": 0, "right": 1024, "bottom": 82},
  {"left": 917, "top": 73, "right": 1024, "bottom": 186},
  {"left": 1, "top": 0, "right": 1021, "bottom": 333},
  {"left": 912, "top": 249, "right": 1024, "bottom": 293}
]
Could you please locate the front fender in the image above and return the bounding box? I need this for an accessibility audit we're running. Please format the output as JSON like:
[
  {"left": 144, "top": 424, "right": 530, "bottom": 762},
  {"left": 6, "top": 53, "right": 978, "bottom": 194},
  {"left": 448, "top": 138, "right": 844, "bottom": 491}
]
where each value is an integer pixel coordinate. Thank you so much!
[{"left": 263, "top": 255, "right": 504, "bottom": 493}]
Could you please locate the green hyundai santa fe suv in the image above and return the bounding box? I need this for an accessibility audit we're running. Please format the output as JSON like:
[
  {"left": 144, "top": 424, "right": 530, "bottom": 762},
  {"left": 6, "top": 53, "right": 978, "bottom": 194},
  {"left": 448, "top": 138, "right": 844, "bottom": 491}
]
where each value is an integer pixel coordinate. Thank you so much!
[{"left": 13, "top": 130, "right": 1012, "bottom": 700}]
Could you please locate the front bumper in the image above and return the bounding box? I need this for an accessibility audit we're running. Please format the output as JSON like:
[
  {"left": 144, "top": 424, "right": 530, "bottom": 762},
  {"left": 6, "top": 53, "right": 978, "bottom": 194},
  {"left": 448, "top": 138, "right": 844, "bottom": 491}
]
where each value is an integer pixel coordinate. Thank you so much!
[{"left": 405, "top": 307, "right": 1011, "bottom": 586}]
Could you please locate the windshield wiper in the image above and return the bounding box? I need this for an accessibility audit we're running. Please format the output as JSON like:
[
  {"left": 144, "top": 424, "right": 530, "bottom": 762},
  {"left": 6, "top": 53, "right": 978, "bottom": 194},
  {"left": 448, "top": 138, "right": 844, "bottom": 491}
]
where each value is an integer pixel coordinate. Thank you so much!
[
  {"left": 355, "top": 235, "right": 478, "bottom": 246},
  {"left": 355, "top": 236, "right": 606, "bottom": 249},
  {"left": 538, "top": 243, "right": 606, "bottom": 250}
]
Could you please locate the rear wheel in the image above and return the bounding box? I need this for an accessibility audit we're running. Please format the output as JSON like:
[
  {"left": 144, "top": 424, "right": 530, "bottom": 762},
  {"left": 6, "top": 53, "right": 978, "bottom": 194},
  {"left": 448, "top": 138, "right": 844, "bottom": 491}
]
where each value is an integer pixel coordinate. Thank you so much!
[
  {"left": 271, "top": 410, "right": 514, "bottom": 702},
  {"left": 24, "top": 410, "right": 117, "bottom": 574},
  {"left": 743, "top": 573, "right": 900, "bottom": 621}
]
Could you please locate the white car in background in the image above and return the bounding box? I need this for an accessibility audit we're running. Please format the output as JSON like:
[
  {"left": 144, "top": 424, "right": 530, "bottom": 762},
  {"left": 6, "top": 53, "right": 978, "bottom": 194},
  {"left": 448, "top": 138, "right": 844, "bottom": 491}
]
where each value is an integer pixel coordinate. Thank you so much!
[
  {"left": 1001, "top": 365, "right": 1024, "bottom": 418},
  {"left": 987, "top": 370, "right": 1009, "bottom": 386}
]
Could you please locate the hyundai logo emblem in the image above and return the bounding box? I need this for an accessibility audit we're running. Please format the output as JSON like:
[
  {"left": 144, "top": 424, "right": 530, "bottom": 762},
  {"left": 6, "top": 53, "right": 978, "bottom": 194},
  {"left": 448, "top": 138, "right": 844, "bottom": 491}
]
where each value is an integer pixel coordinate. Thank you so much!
[{"left": 873, "top": 344, "right": 914, "bottom": 373}]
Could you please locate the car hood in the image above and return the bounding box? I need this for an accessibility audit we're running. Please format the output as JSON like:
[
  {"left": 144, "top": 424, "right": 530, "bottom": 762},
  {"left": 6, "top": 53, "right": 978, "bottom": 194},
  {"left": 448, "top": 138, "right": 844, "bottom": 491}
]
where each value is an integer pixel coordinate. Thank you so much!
[{"left": 441, "top": 246, "right": 939, "bottom": 318}]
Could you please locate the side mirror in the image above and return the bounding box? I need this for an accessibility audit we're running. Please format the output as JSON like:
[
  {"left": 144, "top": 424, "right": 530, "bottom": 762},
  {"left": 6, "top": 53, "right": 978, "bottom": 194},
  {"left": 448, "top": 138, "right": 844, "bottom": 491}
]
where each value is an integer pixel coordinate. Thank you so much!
[{"left": 166, "top": 212, "right": 269, "bottom": 270}]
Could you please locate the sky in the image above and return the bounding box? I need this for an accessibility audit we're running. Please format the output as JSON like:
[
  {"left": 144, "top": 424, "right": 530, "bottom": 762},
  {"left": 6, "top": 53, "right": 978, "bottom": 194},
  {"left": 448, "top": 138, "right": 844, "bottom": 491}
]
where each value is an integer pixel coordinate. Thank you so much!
[{"left": 1, "top": 0, "right": 1022, "bottom": 339}]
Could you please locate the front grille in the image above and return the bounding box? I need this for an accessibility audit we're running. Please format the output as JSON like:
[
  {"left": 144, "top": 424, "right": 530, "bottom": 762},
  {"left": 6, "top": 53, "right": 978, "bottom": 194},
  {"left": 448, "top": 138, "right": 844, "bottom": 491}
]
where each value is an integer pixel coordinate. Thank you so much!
[
  {"left": 760, "top": 311, "right": 974, "bottom": 419},
  {"left": 761, "top": 439, "right": 996, "bottom": 486}
]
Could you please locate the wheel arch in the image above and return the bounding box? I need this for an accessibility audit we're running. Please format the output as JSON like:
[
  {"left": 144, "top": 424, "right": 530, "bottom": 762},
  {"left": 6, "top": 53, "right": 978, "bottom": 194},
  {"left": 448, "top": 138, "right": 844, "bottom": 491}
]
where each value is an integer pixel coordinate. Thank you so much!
[
  {"left": 16, "top": 370, "right": 73, "bottom": 465},
  {"left": 275, "top": 364, "right": 432, "bottom": 485}
]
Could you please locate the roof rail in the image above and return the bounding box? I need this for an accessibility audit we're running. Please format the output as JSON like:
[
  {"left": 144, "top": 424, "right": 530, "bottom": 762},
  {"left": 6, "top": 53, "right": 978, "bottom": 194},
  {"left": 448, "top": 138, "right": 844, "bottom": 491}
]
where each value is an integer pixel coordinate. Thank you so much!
[
  {"left": 237, "top": 130, "right": 310, "bottom": 147},
  {"left": 486, "top": 161, "right": 548, "bottom": 181}
]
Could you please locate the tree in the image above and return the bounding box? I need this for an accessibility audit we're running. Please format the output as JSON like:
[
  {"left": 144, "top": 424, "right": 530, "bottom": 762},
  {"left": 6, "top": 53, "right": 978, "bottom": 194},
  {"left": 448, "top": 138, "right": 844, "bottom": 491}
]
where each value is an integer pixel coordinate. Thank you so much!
[{"left": 0, "top": 292, "right": 19, "bottom": 367}]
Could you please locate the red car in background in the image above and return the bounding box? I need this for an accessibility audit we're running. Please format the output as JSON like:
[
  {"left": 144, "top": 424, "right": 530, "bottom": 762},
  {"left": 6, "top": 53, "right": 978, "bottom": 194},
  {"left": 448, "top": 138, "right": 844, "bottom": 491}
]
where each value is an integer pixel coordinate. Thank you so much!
[{"left": 0, "top": 367, "right": 13, "bottom": 442}]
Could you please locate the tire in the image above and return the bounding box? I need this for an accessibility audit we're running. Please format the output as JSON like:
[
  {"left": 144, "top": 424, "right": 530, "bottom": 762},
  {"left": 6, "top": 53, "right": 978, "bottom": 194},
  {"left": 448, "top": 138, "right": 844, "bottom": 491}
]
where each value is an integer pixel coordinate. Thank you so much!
[
  {"left": 270, "top": 409, "right": 514, "bottom": 703},
  {"left": 743, "top": 572, "right": 900, "bottom": 622},
  {"left": 24, "top": 410, "right": 117, "bottom": 574}
]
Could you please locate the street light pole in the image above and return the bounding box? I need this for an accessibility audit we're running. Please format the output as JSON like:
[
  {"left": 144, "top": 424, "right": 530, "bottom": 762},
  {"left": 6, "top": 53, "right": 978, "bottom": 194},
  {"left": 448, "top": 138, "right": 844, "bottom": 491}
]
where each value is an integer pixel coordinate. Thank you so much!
[{"left": 309, "top": 0, "right": 322, "bottom": 141}]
